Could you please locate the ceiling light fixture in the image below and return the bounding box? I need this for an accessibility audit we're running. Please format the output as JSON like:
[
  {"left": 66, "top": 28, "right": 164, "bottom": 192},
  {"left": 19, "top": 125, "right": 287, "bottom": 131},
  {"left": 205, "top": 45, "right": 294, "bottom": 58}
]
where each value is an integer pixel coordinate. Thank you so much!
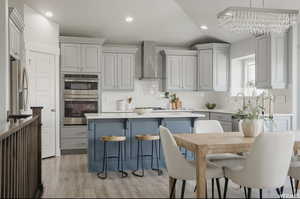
[
  {"left": 200, "top": 25, "right": 208, "bottom": 30},
  {"left": 45, "top": 11, "right": 53, "bottom": 18},
  {"left": 217, "top": 0, "right": 298, "bottom": 34},
  {"left": 125, "top": 16, "right": 134, "bottom": 23}
]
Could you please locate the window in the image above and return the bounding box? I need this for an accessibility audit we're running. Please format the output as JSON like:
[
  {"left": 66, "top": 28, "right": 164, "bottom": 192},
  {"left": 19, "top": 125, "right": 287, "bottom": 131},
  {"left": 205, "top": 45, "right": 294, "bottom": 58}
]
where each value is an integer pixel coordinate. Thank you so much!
[{"left": 231, "top": 55, "right": 264, "bottom": 96}]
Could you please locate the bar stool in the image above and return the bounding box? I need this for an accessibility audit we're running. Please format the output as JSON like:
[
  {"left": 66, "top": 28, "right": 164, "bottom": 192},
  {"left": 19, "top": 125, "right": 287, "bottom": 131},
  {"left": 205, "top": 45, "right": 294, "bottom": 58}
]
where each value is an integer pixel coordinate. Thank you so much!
[
  {"left": 132, "top": 134, "right": 163, "bottom": 177},
  {"left": 97, "top": 136, "right": 128, "bottom": 179}
]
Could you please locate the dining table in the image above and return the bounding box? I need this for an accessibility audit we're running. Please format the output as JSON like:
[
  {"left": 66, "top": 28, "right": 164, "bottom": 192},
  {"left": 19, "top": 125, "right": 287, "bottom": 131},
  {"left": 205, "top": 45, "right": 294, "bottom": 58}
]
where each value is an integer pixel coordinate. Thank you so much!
[{"left": 172, "top": 132, "right": 300, "bottom": 198}]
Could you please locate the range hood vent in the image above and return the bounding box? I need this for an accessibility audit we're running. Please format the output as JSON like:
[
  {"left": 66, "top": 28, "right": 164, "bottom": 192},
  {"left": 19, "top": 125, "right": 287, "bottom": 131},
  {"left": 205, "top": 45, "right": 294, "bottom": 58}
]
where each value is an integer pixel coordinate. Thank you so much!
[{"left": 141, "top": 41, "right": 160, "bottom": 79}]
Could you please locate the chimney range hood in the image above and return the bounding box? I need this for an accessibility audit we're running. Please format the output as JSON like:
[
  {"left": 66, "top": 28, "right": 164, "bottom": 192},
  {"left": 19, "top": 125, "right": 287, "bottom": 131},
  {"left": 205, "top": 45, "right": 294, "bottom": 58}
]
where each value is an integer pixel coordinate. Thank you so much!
[{"left": 140, "top": 41, "right": 161, "bottom": 79}]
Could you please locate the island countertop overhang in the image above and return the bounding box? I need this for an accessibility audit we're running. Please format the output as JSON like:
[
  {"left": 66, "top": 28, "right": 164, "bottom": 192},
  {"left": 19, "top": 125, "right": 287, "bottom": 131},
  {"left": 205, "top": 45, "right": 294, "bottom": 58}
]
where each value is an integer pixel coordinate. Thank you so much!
[{"left": 85, "top": 112, "right": 206, "bottom": 120}]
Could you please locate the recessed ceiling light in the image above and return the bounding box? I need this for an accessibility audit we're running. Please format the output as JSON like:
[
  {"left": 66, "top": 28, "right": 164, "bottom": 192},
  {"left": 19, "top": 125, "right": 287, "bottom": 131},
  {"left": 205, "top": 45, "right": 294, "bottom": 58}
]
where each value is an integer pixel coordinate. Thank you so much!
[
  {"left": 125, "top": 16, "right": 134, "bottom": 23},
  {"left": 200, "top": 25, "right": 208, "bottom": 30},
  {"left": 225, "top": 12, "right": 233, "bottom": 16},
  {"left": 45, "top": 11, "right": 53, "bottom": 18}
]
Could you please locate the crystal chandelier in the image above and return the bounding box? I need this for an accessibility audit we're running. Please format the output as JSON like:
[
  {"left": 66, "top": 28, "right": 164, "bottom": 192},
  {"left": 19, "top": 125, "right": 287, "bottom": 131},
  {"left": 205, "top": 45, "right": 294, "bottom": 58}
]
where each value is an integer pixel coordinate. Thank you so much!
[{"left": 217, "top": 0, "right": 298, "bottom": 34}]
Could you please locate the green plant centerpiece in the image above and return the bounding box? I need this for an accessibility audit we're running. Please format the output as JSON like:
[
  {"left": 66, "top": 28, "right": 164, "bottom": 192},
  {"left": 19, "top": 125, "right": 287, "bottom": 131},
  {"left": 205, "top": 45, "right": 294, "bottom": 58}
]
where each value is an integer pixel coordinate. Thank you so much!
[{"left": 234, "top": 92, "right": 273, "bottom": 137}]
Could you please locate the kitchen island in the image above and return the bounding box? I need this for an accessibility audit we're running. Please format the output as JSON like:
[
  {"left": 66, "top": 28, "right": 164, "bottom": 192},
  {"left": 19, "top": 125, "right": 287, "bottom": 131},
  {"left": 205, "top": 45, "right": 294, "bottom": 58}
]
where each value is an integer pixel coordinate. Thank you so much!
[{"left": 85, "top": 112, "right": 205, "bottom": 172}]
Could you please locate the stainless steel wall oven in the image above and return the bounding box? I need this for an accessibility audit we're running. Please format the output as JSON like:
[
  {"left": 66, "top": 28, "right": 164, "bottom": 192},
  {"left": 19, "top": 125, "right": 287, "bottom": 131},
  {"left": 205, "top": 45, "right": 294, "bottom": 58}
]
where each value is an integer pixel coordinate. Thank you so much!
[{"left": 64, "top": 74, "right": 99, "bottom": 125}]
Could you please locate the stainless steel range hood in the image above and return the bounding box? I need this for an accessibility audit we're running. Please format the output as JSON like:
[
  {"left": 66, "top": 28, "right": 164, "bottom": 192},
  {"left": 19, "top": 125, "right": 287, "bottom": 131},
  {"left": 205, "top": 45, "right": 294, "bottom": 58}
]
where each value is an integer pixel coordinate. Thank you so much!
[{"left": 140, "top": 41, "right": 161, "bottom": 79}]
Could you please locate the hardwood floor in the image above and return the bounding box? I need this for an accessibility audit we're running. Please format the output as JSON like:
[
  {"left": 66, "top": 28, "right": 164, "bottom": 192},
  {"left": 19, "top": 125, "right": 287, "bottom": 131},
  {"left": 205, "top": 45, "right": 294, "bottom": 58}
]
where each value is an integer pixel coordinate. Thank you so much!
[{"left": 42, "top": 154, "right": 294, "bottom": 198}]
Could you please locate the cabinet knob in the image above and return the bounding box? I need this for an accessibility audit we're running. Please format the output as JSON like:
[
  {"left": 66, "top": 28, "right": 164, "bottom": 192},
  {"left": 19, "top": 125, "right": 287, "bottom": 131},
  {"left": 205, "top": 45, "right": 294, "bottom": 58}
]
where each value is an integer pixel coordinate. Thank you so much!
[{"left": 50, "top": 109, "right": 56, "bottom": 112}]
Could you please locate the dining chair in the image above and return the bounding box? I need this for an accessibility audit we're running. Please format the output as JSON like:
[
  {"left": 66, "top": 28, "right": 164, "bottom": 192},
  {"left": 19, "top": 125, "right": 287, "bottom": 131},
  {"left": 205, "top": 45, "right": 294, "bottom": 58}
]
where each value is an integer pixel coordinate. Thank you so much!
[
  {"left": 194, "top": 120, "right": 244, "bottom": 163},
  {"left": 159, "top": 126, "right": 224, "bottom": 199},
  {"left": 222, "top": 132, "right": 295, "bottom": 199},
  {"left": 288, "top": 157, "right": 300, "bottom": 196}
]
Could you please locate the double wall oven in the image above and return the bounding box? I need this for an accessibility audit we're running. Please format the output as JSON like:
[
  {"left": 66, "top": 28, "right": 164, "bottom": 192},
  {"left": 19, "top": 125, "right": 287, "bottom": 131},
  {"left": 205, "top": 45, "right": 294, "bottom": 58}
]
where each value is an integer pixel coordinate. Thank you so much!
[{"left": 63, "top": 74, "right": 99, "bottom": 125}]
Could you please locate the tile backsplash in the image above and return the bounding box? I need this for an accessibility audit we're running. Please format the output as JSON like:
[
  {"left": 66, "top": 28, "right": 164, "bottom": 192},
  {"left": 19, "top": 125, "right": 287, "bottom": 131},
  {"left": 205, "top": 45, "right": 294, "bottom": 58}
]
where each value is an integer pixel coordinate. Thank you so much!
[{"left": 101, "top": 79, "right": 292, "bottom": 113}]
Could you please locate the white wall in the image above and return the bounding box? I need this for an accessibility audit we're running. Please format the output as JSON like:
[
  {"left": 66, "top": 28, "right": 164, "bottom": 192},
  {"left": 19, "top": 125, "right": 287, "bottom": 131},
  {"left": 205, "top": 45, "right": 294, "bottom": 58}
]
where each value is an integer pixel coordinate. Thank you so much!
[
  {"left": 0, "top": 0, "right": 9, "bottom": 131},
  {"left": 230, "top": 37, "right": 256, "bottom": 59},
  {"left": 24, "top": 5, "right": 59, "bottom": 48}
]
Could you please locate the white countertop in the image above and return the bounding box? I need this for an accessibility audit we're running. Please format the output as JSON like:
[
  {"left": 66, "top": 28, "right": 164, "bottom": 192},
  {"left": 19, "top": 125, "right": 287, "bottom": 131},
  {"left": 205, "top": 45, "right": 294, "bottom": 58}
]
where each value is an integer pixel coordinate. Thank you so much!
[
  {"left": 85, "top": 112, "right": 206, "bottom": 120},
  {"left": 101, "top": 109, "right": 294, "bottom": 116}
]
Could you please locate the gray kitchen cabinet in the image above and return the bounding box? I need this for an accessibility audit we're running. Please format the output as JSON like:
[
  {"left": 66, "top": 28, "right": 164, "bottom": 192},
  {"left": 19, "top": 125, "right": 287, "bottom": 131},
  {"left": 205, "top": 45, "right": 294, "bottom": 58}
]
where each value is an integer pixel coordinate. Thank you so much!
[
  {"left": 193, "top": 43, "right": 230, "bottom": 92},
  {"left": 255, "top": 33, "right": 288, "bottom": 89},
  {"left": 162, "top": 49, "right": 197, "bottom": 91},
  {"left": 61, "top": 126, "right": 87, "bottom": 150},
  {"left": 102, "top": 46, "right": 137, "bottom": 91},
  {"left": 60, "top": 36, "right": 105, "bottom": 73},
  {"left": 9, "top": 19, "right": 21, "bottom": 59}
]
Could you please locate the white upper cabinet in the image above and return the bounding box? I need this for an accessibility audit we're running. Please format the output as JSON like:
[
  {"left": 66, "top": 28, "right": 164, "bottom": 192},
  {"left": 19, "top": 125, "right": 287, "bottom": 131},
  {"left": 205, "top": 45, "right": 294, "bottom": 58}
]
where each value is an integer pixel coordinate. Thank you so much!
[
  {"left": 60, "top": 36, "right": 105, "bottom": 73},
  {"left": 102, "top": 53, "right": 116, "bottom": 90},
  {"left": 162, "top": 50, "right": 197, "bottom": 91},
  {"left": 198, "top": 49, "right": 213, "bottom": 90},
  {"left": 255, "top": 33, "right": 288, "bottom": 89},
  {"left": 194, "top": 43, "right": 230, "bottom": 92},
  {"left": 81, "top": 44, "right": 101, "bottom": 73},
  {"left": 182, "top": 55, "right": 197, "bottom": 90},
  {"left": 116, "top": 54, "right": 135, "bottom": 90},
  {"left": 61, "top": 44, "right": 81, "bottom": 72},
  {"left": 102, "top": 47, "right": 137, "bottom": 91},
  {"left": 9, "top": 19, "right": 21, "bottom": 60}
]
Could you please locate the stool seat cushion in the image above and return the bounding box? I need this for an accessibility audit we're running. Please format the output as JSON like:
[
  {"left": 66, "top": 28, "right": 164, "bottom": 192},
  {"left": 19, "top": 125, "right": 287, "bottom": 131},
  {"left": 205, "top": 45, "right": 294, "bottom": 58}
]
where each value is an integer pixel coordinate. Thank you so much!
[
  {"left": 101, "top": 136, "right": 126, "bottom": 142},
  {"left": 135, "top": 134, "right": 160, "bottom": 141}
]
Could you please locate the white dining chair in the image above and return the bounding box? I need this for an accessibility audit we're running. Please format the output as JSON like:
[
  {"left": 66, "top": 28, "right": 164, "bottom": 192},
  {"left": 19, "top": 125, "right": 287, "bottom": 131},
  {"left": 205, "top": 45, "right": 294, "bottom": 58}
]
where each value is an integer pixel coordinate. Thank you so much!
[
  {"left": 159, "top": 126, "right": 224, "bottom": 198},
  {"left": 288, "top": 157, "right": 300, "bottom": 196},
  {"left": 194, "top": 120, "right": 244, "bottom": 164},
  {"left": 222, "top": 132, "right": 295, "bottom": 199}
]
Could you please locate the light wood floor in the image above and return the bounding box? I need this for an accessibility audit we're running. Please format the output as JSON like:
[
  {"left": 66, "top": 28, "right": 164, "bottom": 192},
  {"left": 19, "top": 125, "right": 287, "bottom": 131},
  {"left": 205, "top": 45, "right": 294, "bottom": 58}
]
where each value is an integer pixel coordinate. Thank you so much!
[{"left": 42, "top": 154, "right": 294, "bottom": 198}]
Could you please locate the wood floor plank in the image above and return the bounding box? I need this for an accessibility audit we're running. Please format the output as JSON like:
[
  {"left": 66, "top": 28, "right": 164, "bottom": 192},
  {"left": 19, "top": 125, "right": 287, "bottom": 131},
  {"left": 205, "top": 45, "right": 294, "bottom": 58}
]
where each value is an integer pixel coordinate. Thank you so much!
[{"left": 42, "top": 154, "right": 294, "bottom": 198}]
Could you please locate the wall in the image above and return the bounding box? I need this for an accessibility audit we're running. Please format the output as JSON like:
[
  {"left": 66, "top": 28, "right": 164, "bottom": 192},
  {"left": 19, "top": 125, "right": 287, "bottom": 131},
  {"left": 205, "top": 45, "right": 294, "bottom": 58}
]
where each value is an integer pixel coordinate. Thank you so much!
[
  {"left": 0, "top": 0, "right": 9, "bottom": 131},
  {"left": 24, "top": 5, "right": 59, "bottom": 48}
]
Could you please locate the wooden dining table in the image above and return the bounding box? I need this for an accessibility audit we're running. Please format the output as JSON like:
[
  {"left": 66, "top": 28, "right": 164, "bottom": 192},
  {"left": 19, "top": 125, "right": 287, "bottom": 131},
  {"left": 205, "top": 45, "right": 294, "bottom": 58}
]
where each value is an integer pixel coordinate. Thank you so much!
[{"left": 172, "top": 132, "right": 300, "bottom": 199}]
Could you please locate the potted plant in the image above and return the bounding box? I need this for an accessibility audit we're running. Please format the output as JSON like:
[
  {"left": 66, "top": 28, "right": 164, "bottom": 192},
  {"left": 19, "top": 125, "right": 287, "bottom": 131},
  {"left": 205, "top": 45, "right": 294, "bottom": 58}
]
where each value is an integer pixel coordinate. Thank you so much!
[{"left": 234, "top": 93, "right": 273, "bottom": 137}]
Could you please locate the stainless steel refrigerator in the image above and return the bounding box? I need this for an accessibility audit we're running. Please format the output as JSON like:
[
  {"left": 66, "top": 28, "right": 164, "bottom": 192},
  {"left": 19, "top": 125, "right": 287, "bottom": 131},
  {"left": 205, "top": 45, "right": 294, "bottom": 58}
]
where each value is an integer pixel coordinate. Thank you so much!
[{"left": 9, "top": 58, "right": 28, "bottom": 115}]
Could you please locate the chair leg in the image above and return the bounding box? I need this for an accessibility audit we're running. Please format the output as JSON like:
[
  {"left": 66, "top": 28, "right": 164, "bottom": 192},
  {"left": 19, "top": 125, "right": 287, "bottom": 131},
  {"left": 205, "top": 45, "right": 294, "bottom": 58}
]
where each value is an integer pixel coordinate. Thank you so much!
[
  {"left": 223, "top": 178, "right": 229, "bottom": 199},
  {"left": 211, "top": 179, "right": 214, "bottom": 199},
  {"left": 290, "top": 177, "right": 295, "bottom": 196},
  {"left": 216, "top": 178, "right": 222, "bottom": 199},
  {"left": 243, "top": 187, "right": 248, "bottom": 199},
  {"left": 170, "top": 178, "right": 177, "bottom": 199},
  {"left": 276, "top": 188, "right": 282, "bottom": 199},
  {"left": 259, "top": 189, "right": 262, "bottom": 199},
  {"left": 247, "top": 188, "right": 252, "bottom": 199},
  {"left": 296, "top": 180, "right": 299, "bottom": 194},
  {"left": 181, "top": 180, "right": 186, "bottom": 199}
]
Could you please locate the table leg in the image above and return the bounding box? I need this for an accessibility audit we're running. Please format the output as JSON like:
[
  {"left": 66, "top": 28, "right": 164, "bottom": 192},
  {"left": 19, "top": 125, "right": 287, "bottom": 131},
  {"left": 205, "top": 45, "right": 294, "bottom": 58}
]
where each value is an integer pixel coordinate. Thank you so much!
[
  {"left": 196, "top": 149, "right": 207, "bottom": 199},
  {"left": 169, "top": 176, "right": 176, "bottom": 198}
]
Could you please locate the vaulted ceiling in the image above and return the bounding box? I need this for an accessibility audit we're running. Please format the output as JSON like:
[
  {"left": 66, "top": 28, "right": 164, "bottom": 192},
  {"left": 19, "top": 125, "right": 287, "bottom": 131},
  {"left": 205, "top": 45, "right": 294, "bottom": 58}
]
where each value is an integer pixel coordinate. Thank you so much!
[{"left": 21, "top": 0, "right": 300, "bottom": 46}]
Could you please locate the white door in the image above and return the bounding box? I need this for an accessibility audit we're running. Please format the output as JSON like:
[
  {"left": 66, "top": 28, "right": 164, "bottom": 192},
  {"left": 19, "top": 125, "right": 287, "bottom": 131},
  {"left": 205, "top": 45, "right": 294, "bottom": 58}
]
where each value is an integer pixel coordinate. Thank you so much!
[{"left": 27, "top": 50, "right": 56, "bottom": 158}]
